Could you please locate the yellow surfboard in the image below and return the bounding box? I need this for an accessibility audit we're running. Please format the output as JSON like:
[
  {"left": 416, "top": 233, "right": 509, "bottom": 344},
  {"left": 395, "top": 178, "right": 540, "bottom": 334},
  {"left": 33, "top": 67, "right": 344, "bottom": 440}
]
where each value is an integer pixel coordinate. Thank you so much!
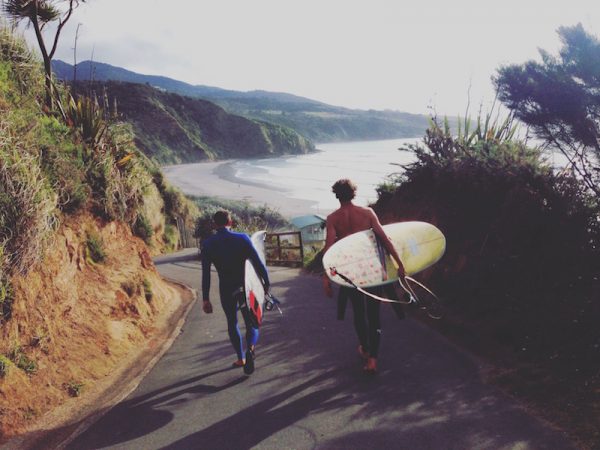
[{"left": 322, "top": 221, "right": 446, "bottom": 288}]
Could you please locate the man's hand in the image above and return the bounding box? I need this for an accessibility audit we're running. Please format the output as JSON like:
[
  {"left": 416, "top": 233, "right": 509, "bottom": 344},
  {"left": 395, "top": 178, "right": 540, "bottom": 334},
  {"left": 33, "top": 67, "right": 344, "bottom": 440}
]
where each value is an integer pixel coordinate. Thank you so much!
[
  {"left": 203, "top": 300, "right": 213, "bottom": 314},
  {"left": 397, "top": 267, "right": 406, "bottom": 280},
  {"left": 322, "top": 275, "right": 333, "bottom": 298}
]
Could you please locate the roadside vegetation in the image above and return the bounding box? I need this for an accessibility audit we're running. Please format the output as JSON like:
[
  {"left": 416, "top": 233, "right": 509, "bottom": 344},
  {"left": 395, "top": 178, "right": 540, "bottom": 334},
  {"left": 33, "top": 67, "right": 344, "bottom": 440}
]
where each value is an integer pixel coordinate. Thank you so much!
[
  {"left": 374, "top": 25, "right": 600, "bottom": 448},
  {"left": 0, "top": 22, "right": 198, "bottom": 438},
  {"left": 192, "top": 196, "right": 289, "bottom": 241}
]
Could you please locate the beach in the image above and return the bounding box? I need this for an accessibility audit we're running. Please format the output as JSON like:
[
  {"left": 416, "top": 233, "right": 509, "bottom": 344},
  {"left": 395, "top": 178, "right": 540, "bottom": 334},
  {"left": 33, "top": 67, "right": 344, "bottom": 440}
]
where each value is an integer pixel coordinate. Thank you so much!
[
  {"left": 162, "top": 138, "right": 419, "bottom": 219},
  {"left": 162, "top": 160, "right": 323, "bottom": 218}
]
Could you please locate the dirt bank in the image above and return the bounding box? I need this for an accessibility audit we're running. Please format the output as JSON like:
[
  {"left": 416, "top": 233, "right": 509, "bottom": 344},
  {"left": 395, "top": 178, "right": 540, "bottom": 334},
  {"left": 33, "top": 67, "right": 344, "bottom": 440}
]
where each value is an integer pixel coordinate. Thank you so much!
[{"left": 0, "top": 212, "right": 194, "bottom": 443}]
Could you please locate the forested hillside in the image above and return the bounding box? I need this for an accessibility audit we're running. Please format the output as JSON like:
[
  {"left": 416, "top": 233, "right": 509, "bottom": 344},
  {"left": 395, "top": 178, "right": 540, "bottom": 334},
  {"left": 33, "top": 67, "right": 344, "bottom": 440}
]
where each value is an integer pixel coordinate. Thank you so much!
[
  {"left": 70, "top": 80, "right": 315, "bottom": 165},
  {"left": 53, "top": 60, "right": 430, "bottom": 143}
]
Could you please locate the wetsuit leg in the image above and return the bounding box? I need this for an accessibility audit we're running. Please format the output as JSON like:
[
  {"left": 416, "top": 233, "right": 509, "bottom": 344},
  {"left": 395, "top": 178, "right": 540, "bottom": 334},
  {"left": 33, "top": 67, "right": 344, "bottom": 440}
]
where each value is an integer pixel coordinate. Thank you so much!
[
  {"left": 349, "top": 289, "right": 369, "bottom": 354},
  {"left": 233, "top": 289, "right": 259, "bottom": 349},
  {"left": 220, "top": 286, "right": 243, "bottom": 360},
  {"left": 365, "top": 295, "right": 382, "bottom": 358}
]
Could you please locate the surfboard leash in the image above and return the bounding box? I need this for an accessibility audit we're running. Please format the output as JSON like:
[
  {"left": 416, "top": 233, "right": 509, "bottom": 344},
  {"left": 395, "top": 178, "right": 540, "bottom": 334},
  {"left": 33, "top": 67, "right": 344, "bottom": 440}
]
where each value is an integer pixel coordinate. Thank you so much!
[
  {"left": 264, "top": 292, "right": 283, "bottom": 316},
  {"left": 328, "top": 267, "right": 444, "bottom": 319}
]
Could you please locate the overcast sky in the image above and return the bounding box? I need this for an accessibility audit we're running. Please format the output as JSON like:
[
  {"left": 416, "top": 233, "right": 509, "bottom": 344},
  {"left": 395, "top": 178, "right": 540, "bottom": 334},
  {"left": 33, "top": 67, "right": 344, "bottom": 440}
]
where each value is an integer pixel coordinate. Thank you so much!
[{"left": 11, "top": 0, "right": 600, "bottom": 115}]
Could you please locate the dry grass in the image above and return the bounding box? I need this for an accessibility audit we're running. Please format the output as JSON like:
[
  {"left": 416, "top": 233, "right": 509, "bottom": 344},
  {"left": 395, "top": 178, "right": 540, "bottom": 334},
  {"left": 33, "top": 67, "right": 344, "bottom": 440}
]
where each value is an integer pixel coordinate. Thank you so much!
[{"left": 0, "top": 129, "right": 58, "bottom": 275}]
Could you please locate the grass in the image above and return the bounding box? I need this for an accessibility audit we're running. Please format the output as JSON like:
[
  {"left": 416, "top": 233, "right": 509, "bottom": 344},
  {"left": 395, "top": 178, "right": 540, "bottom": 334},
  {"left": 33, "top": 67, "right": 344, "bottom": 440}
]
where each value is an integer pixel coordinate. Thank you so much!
[
  {"left": 0, "top": 355, "right": 11, "bottom": 377},
  {"left": 64, "top": 380, "right": 84, "bottom": 397},
  {"left": 8, "top": 345, "right": 37, "bottom": 375},
  {"left": 86, "top": 232, "right": 106, "bottom": 264},
  {"left": 143, "top": 278, "right": 153, "bottom": 302},
  {"left": 133, "top": 213, "right": 154, "bottom": 244}
]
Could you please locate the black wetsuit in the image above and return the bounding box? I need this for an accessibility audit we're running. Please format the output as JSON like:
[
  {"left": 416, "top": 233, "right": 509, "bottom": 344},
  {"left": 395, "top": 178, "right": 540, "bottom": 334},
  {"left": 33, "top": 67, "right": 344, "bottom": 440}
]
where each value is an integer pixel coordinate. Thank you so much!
[{"left": 201, "top": 228, "right": 269, "bottom": 360}]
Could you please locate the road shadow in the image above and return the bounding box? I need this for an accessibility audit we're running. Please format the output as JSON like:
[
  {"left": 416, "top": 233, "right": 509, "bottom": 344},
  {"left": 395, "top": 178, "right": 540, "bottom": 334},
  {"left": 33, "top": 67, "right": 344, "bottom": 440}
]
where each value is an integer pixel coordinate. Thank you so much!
[
  {"left": 66, "top": 368, "right": 246, "bottom": 449},
  {"left": 66, "top": 265, "right": 574, "bottom": 449}
]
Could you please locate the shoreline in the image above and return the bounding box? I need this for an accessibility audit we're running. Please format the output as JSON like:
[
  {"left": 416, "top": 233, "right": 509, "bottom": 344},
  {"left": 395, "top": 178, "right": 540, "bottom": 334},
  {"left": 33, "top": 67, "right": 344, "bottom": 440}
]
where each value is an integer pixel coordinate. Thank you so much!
[{"left": 162, "top": 160, "right": 321, "bottom": 219}]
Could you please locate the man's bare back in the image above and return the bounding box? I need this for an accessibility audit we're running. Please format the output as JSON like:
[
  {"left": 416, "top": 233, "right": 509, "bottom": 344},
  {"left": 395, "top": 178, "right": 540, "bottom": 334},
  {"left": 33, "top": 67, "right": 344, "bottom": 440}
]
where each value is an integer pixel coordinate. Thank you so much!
[
  {"left": 326, "top": 203, "right": 380, "bottom": 242},
  {"left": 324, "top": 202, "right": 405, "bottom": 283}
]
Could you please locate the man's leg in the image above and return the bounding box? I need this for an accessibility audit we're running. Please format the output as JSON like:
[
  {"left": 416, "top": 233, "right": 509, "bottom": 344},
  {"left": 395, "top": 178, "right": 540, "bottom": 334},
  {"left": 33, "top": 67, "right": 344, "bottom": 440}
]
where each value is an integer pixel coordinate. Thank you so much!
[
  {"left": 362, "top": 291, "right": 382, "bottom": 373},
  {"left": 236, "top": 290, "right": 259, "bottom": 351},
  {"left": 220, "top": 287, "right": 244, "bottom": 361},
  {"left": 365, "top": 297, "right": 382, "bottom": 358},
  {"left": 239, "top": 303, "right": 258, "bottom": 374},
  {"left": 348, "top": 288, "right": 369, "bottom": 355}
]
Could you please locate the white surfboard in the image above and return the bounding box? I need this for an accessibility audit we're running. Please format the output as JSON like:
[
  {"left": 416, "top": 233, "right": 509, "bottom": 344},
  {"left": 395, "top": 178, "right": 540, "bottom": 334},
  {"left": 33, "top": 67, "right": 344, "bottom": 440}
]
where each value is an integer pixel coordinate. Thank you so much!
[
  {"left": 244, "top": 231, "right": 267, "bottom": 327},
  {"left": 322, "top": 221, "right": 446, "bottom": 288}
]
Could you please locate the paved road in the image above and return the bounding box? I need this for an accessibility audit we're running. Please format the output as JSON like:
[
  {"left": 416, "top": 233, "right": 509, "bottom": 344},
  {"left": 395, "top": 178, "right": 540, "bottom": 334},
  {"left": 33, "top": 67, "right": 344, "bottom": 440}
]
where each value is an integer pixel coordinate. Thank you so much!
[{"left": 68, "top": 249, "right": 574, "bottom": 450}]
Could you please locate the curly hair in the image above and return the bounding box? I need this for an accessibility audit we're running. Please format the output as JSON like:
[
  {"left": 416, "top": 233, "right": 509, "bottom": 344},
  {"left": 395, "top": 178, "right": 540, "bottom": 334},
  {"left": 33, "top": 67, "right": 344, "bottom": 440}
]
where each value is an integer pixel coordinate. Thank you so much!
[
  {"left": 213, "top": 210, "right": 231, "bottom": 226},
  {"left": 331, "top": 179, "right": 357, "bottom": 202}
]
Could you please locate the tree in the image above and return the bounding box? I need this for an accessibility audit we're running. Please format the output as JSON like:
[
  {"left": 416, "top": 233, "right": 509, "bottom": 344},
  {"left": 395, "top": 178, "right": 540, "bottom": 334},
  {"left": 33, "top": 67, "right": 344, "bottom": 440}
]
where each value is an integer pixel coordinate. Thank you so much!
[
  {"left": 1, "top": 0, "right": 87, "bottom": 108},
  {"left": 494, "top": 24, "right": 600, "bottom": 198}
]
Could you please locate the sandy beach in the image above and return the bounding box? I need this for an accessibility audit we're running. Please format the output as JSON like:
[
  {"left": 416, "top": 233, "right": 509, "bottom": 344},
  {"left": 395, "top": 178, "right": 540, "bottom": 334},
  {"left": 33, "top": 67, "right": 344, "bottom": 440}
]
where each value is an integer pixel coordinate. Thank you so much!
[{"left": 162, "top": 160, "right": 324, "bottom": 219}]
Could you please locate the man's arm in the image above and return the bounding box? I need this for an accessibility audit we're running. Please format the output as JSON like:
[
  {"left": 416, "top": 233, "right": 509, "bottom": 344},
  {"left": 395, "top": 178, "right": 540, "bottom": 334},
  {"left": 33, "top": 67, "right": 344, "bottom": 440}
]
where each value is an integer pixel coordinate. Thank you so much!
[
  {"left": 368, "top": 209, "right": 406, "bottom": 277},
  {"left": 200, "top": 245, "right": 213, "bottom": 313}
]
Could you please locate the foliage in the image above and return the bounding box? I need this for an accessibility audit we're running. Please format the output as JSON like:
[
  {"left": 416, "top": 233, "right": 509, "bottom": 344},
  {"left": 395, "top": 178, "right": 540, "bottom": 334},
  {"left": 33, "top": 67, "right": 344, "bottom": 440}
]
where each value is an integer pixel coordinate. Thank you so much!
[
  {"left": 85, "top": 231, "right": 106, "bottom": 264},
  {"left": 0, "top": 140, "right": 58, "bottom": 274},
  {"left": 494, "top": 23, "right": 600, "bottom": 198},
  {"left": 68, "top": 80, "right": 315, "bottom": 165},
  {"left": 65, "top": 93, "right": 108, "bottom": 148},
  {"left": 121, "top": 280, "right": 136, "bottom": 297},
  {"left": 64, "top": 380, "right": 84, "bottom": 397},
  {"left": 29, "top": 327, "right": 49, "bottom": 351},
  {"left": 0, "top": 268, "right": 13, "bottom": 323},
  {"left": 8, "top": 345, "right": 37, "bottom": 375},
  {"left": 53, "top": 60, "right": 431, "bottom": 144},
  {"left": 142, "top": 278, "right": 152, "bottom": 302},
  {"left": 163, "top": 223, "right": 178, "bottom": 252},
  {"left": 192, "top": 196, "right": 289, "bottom": 240},
  {"left": 133, "top": 213, "right": 153, "bottom": 244},
  {"left": 0, "top": 26, "right": 43, "bottom": 96},
  {"left": 374, "top": 114, "right": 599, "bottom": 402},
  {"left": 2, "top": 0, "right": 87, "bottom": 107},
  {"left": 0, "top": 354, "right": 10, "bottom": 377}
]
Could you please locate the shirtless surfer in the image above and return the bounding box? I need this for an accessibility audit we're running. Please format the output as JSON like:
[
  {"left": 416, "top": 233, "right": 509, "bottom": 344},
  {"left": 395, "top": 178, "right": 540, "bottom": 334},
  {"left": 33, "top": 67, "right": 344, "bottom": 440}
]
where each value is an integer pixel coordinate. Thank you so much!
[
  {"left": 201, "top": 210, "right": 270, "bottom": 375},
  {"left": 323, "top": 179, "right": 406, "bottom": 373}
]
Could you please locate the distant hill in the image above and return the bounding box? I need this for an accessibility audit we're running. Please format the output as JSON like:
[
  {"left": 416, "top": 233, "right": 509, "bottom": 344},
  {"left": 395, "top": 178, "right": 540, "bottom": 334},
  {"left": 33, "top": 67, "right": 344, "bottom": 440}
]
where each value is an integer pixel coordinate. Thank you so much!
[
  {"left": 53, "top": 60, "right": 430, "bottom": 142},
  {"left": 69, "top": 80, "right": 314, "bottom": 165}
]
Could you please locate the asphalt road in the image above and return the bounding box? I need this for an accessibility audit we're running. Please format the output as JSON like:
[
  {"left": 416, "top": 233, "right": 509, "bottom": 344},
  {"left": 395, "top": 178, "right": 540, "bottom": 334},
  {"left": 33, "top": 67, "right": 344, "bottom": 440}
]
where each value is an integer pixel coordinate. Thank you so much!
[{"left": 67, "top": 249, "right": 575, "bottom": 450}]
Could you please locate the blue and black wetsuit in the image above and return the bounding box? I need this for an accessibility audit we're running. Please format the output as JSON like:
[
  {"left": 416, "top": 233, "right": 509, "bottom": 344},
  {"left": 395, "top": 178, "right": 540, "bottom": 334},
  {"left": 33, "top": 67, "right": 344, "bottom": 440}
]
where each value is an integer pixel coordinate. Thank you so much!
[{"left": 201, "top": 228, "right": 270, "bottom": 360}]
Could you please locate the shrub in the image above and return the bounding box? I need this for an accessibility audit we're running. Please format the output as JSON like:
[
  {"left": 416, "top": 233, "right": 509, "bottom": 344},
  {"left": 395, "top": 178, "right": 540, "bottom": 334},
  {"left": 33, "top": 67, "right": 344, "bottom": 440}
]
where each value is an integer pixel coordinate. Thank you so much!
[
  {"left": 0, "top": 355, "right": 11, "bottom": 377},
  {"left": 373, "top": 113, "right": 600, "bottom": 356},
  {"left": 121, "top": 280, "right": 136, "bottom": 297},
  {"left": 142, "top": 278, "right": 153, "bottom": 302},
  {"left": 192, "top": 196, "right": 289, "bottom": 240},
  {"left": 64, "top": 380, "right": 84, "bottom": 397},
  {"left": 163, "top": 224, "right": 179, "bottom": 251},
  {"left": 0, "top": 263, "right": 13, "bottom": 323},
  {"left": 30, "top": 327, "right": 49, "bottom": 352},
  {"left": 8, "top": 346, "right": 37, "bottom": 375},
  {"left": 133, "top": 214, "right": 154, "bottom": 244},
  {"left": 86, "top": 232, "right": 106, "bottom": 264},
  {"left": 0, "top": 144, "right": 58, "bottom": 275},
  {"left": 0, "top": 27, "right": 43, "bottom": 97}
]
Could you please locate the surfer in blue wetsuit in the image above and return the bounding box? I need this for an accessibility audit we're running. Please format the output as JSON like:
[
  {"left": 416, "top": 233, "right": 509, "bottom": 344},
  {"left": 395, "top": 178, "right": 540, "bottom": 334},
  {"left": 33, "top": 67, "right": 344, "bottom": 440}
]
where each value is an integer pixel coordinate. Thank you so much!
[
  {"left": 201, "top": 210, "right": 270, "bottom": 375},
  {"left": 323, "top": 179, "right": 406, "bottom": 374}
]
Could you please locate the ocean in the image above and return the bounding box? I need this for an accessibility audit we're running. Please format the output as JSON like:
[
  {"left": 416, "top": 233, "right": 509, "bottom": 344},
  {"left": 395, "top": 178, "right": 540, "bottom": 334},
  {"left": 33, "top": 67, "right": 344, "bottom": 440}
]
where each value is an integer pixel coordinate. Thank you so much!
[{"left": 229, "top": 138, "right": 419, "bottom": 214}]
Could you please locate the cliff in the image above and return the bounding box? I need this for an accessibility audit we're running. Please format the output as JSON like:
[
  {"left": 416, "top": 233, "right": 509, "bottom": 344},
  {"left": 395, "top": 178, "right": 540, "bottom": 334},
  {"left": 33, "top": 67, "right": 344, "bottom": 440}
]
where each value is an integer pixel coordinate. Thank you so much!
[{"left": 71, "top": 81, "right": 316, "bottom": 165}]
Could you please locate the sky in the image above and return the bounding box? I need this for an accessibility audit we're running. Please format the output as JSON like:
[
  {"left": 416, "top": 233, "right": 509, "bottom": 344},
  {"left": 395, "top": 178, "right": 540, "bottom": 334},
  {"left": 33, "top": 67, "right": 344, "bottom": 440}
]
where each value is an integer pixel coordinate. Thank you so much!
[{"left": 10, "top": 0, "right": 600, "bottom": 116}]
